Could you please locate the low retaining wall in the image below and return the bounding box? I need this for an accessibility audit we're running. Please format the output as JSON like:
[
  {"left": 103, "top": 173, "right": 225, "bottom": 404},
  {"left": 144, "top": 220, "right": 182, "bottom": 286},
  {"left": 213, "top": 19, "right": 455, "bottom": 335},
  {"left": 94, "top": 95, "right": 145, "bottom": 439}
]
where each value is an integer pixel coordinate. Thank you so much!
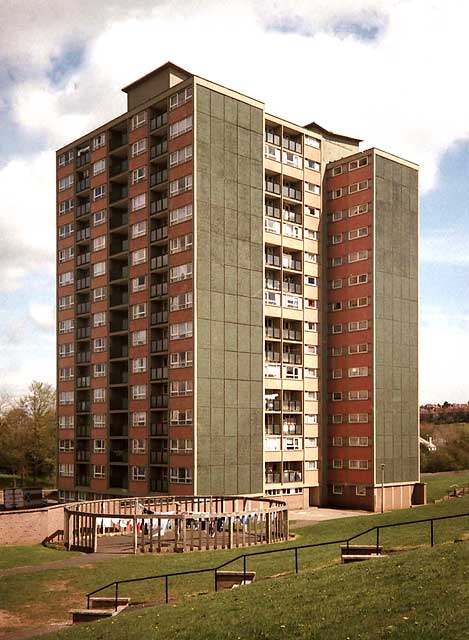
[{"left": 0, "top": 504, "right": 65, "bottom": 545}]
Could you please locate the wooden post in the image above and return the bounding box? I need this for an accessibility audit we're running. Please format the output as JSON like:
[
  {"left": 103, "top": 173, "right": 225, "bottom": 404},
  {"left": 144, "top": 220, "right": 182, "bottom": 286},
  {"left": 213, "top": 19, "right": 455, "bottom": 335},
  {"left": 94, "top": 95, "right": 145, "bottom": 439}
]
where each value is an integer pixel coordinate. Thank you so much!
[
  {"left": 149, "top": 517, "right": 153, "bottom": 553},
  {"left": 64, "top": 510, "right": 70, "bottom": 550},
  {"left": 133, "top": 516, "right": 137, "bottom": 554},
  {"left": 228, "top": 516, "right": 233, "bottom": 549}
]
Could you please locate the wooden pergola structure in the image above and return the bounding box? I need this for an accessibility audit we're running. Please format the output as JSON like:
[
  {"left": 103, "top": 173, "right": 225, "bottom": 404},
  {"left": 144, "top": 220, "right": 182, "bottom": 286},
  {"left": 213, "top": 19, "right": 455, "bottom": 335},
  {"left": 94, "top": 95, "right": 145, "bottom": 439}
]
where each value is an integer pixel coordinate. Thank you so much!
[{"left": 64, "top": 496, "right": 289, "bottom": 554}]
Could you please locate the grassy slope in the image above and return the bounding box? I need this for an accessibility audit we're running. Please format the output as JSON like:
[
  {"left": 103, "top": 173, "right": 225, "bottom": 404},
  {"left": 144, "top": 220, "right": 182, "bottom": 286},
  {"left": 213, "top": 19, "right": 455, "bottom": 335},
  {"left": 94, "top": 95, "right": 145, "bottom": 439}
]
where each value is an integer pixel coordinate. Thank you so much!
[
  {"left": 0, "top": 545, "right": 80, "bottom": 571},
  {"left": 45, "top": 542, "right": 469, "bottom": 640},
  {"left": 422, "top": 469, "right": 469, "bottom": 501},
  {"left": 2, "top": 497, "right": 469, "bottom": 636}
]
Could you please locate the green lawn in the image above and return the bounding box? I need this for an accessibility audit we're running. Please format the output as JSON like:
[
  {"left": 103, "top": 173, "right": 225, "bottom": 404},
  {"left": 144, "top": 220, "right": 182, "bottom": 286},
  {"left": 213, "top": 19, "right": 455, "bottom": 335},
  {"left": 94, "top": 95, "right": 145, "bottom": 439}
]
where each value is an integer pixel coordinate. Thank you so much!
[
  {"left": 422, "top": 469, "right": 469, "bottom": 502},
  {"left": 45, "top": 538, "right": 469, "bottom": 640},
  {"left": 0, "top": 545, "right": 80, "bottom": 571},
  {"left": 2, "top": 497, "right": 469, "bottom": 637}
]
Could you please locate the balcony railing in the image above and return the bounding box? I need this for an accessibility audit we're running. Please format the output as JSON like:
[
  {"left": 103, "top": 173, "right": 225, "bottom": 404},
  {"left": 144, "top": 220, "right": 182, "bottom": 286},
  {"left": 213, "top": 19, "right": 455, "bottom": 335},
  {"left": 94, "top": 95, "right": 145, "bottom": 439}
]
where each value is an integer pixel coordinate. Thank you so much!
[
  {"left": 150, "top": 450, "right": 168, "bottom": 464},
  {"left": 151, "top": 255, "right": 168, "bottom": 270},
  {"left": 283, "top": 470, "right": 302, "bottom": 483},
  {"left": 151, "top": 311, "right": 168, "bottom": 325},
  {"left": 283, "top": 353, "right": 302, "bottom": 365},
  {"left": 76, "top": 277, "right": 91, "bottom": 291},
  {"left": 151, "top": 339, "right": 168, "bottom": 353},
  {"left": 282, "top": 256, "right": 301, "bottom": 271},
  {"left": 76, "top": 252, "right": 90, "bottom": 267},
  {"left": 110, "top": 186, "right": 128, "bottom": 203},
  {"left": 110, "top": 450, "right": 128, "bottom": 464},
  {"left": 110, "top": 160, "right": 128, "bottom": 177},
  {"left": 76, "top": 202, "right": 90, "bottom": 218},
  {"left": 283, "top": 401, "right": 301, "bottom": 412},
  {"left": 265, "top": 400, "right": 281, "bottom": 412},
  {"left": 282, "top": 185, "right": 302, "bottom": 201},
  {"left": 151, "top": 395, "right": 168, "bottom": 409},
  {"left": 283, "top": 329, "right": 301, "bottom": 341},
  {"left": 150, "top": 140, "right": 168, "bottom": 159},
  {"left": 151, "top": 283, "right": 168, "bottom": 298},
  {"left": 75, "top": 475, "right": 90, "bottom": 487},
  {"left": 76, "top": 151, "right": 90, "bottom": 168},
  {"left": 150, "top": 422, "right": 169, "bottom": 436},
  {"left": 283, "top": 282, "right": 302, "bottom": 295},
  {"left": 265, "top": 180, "right": 281, "bottom": 195},
  {"left": 150, "top": 169, "right": 168, "bottom": 187},
  {"left": 76, "top": 227, "right": 90, "bottom": 242},
  {"left": 265, "top": 472, "right": 281, "bottom": 484},
  {"left": 76, "top": 351, "right": 91, "bottom": 364},
  {"left": 150, "top": 112, "right": 168, "bottom": 130},
  {"left": 150, "top": 198, "right": 168, "bottom": 214},
  {"left": 265, "top": 327, "right": 280, "bottom": 339},
  {"left": 150, "top": 478, "right": 168, "bottom": 492},
  {"left": 76, "top": 425, "right": 91, "bottom": 437},
  {"left": 150, "top": 367, "right": 168, "bottom": 381},
  {"left": 76, "top": 450, "right": 90, "bottom": 462},
  {"left": 76, "top": 376, "right": 90, "bottom": 388},
  {"left": 76, "top": 177, "right": 90, "bottom": 193},
  {"left": 77, "top": 401, "right": 90, "bottom": 413},
  {"left": 265, "top": 254, "right": 280, "bottom": 267},
  {"left": 76, "top": 302, "right": 91, "bottom": 315},
  {"left": 76, "top": 326, "right": 91, "bottom": 339},
  {"left": 109, "top": 266, "right": 129, "bottom": 281},
  {"left": 150, "top": 226, "right": 168, "bottom": 242}
]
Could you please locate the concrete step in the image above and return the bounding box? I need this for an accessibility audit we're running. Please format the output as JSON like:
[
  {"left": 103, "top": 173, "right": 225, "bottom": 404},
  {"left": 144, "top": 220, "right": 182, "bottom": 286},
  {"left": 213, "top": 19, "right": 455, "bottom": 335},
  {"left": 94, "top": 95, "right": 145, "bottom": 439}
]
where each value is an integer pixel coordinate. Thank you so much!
[
  {"left": 342, "top": 554, "right": 387, "bottom": 564},
  {"left": 341, "top": 545, "right": 383, "bottom": 556},
  {"left": 89, "top": 596, "right": 131, "bottom": 609},
  {"left": 70, "top": 605, "right": 128, "bottom": 624},
  {"left": 216, "top": 571, "right": 256, "bottom": 590}
]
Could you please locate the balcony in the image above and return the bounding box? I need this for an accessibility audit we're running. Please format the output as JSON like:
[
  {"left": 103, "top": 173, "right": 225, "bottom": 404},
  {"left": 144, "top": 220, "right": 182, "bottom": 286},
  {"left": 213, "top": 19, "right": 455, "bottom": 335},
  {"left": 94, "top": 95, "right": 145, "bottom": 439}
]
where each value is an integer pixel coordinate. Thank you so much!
[
  {"left": 150, "top": 282, "right": 168, "bottom": 298},
  {"left": 283, "top": 353, "right": 302, "bottom": 365},
  {"left": 110, "top": 345, "right": 128, "bottom": 359},
  {"left": 151, "top": 395, "right": 168, "bottom": 409},
  {"left": 110, "top": 186, "right": 128, "bottom": 204},
  {"left": 109, "top": 292, "right": 128, "bottom": 307},
  {"left": 76, "top": 376, "right": 90, "bottom": 388},
  {"left": 282, "top": 256, "right": 301, "bottom": 271},
  {"left": 76, "top": 302, "right": 90, "bottom": 315},
  {"left": 109, "top": 266, "right": 129, "bottom": 282},
  {"left": 76, "top": 177, "right": 90, "bottom": 193},
  {"left": 282, "top": 137, "right": 302, "bottom": 154},
  {"left": 265, "top": 130, "right": 281, "bottom": 146},
  {"left": 110, "top": 159, "right": 128, "bottom": 177},
  {"left": 151, "top": 254, "right": 168, "bottom": 270},
  {"left": 110, "top": 212, "right": 128, "bottom": 230},
  {"left": 110, "top": 132, "right": 128, "bottom": 151},
  {"left": 265, "top": 254, "right": 281, "bottom": 268},
  {"left": 76, "top": 151, "right": 90, "bottom": 168},
  {"left": 265, "top": 218, "right": 281, "bottom": 234},
  {"left": 282, "top": 185, "right": 302, "bottom": 201},
  {"left": 151, "top": 339, "right": 168, "bottom": 353},
  {"left": 150, "top": 226, "right": 168, "bottom": 243},
  {"left": 283, "top": 223, "right": 303, "bottom": 240},
  {"left": 150, "top": 169, "right": 168, "bottom": 187},
  {"left": 76, "top": 351, "right": 91, "bottom": 364},
  {"left": 110, "top": 424, "right": 128, "bottom": 437},
  {"left": 110, "top": 450, "right": 128, "bottom": 464},
  {"left": 283, "top": 328, "right": 301, "bottom": 341},
  {"left": 264, "top": 363, "right": 281, "bottom": 379},
  {"left": 283, "top": 401, "right": 301, "bottom": 412},
  {"left": 283, "top": 421, "right": 302, "bottom": 436},
  {"left": 265, "top": 179, "right": 281, "bottom": 196},
  {"left": 76, "top": 449, "right": 90, "bottom": 462},
  {"left": 283, "top": 282, "right": 302, "bottom": 295},
  {"left": 77, "top": 401, "right": 90, "bottom": 413},
  {"left": 151, "top": 198, "right": 168, "bottom": 215},
  {"left": 150, "top": 478, "right": 168, "bottom": 492},
  {"left": 151, "top": 311, "right": 168, "bottom": 325},
  {"left": 265, "top": 400, "right": 281, "bottom": 412},
  {"left": 76, "top": 277, "right": 91, "bottom": 291},
  {"left": 110, "top": 371, "right": 128, "bottom": 385},
  {"left": 76, "top": 227, "right": 90, "bottom": 242},
  {"left": 150, "top": 367, "right": 168, "bottom": 381},
  {"left": 150, "top": 112, "right": 168, "bottom": 130},
  {"left": 283, "top": 470, "right": 302, "bottom": 483},
  {"left": 75, "top": 474, "right": 90, "bottom": 487},
  {"left": 150, "top": 140, "right": 168, "bottom": 159},
  {"left": 76, "top": 252, "right": 90, "bottom": 267},
  {"left": 150, "top": 421, "right": 169, "bottom": 436},
  {"left": 76, "top": 425, "right": 91, "bottom": 437},
  {"left": 110, "top": 239, "right": 129, "bottom": 256},
  {"left": 76, "top": 326, "right": 90, "bottom": 339},
  {"left": 110, "top": 318, "right": 128, "bottom": 333},
  {"left": 76, "top": 202, "right": 90, "bottom": 218},
  {"left": 150, "top": 450, "right": 168, "bottom": 464},
  {"left": 265, "top": 326, "right": 280, "bottom": 339},
  {"left": 265, "top": 472, "right": 281, "bottom": 484}
]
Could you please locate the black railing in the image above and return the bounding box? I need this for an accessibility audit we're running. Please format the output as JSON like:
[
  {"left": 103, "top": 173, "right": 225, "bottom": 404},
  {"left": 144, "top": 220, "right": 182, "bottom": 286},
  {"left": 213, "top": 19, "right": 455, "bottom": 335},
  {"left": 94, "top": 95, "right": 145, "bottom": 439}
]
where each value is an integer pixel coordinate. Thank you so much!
[{"left": 87, "top": 510, "right": 469, "bottom": 612}]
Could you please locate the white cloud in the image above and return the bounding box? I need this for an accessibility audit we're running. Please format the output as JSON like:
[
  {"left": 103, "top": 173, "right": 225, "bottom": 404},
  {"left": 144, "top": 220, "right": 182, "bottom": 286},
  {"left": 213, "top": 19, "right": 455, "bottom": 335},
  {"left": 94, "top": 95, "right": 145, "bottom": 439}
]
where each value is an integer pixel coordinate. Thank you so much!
[
  {"left": 420, "top": 230, "right": 469, "bottom": 265},
  {"left": 29, "top": 303, "right": 55, "bottom": 332}
]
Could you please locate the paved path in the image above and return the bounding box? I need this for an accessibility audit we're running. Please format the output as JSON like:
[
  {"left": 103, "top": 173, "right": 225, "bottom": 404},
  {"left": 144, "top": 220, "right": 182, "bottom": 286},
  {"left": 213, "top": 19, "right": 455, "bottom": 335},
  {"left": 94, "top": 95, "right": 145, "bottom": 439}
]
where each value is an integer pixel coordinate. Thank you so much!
[{"left": 289, "top": 506, "right": 371, "bottom": 529}]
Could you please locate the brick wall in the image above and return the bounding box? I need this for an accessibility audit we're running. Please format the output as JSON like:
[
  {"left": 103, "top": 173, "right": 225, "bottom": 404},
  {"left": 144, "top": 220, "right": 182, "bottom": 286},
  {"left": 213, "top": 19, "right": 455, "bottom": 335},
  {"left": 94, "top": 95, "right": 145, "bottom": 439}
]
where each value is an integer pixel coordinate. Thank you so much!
[{"left": 0, "top": 504, "right": 65, "bottom": 545}]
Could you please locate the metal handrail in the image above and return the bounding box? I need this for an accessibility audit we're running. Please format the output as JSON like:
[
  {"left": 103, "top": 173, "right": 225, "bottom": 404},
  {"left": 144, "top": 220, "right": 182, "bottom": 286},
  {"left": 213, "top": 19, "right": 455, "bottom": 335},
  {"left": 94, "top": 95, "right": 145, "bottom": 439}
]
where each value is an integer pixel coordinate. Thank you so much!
[{"left": 86, "top": 509, "right": 469, "bottom": 611}]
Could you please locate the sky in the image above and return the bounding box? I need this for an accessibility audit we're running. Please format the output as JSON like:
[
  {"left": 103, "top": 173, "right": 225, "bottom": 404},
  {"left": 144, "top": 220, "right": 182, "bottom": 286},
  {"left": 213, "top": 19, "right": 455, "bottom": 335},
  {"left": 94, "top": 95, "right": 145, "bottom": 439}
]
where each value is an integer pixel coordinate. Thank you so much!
[{"left": 0, "top": 0, "right": 468, "bottom": 403}]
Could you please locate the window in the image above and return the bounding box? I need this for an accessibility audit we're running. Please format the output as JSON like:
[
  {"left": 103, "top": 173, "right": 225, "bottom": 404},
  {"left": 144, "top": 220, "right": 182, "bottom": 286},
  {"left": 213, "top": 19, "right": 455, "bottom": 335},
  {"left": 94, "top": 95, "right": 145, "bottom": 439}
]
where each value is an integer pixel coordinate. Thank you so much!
[
  {"left": 58, "top": 416, "right": 74, "bottom": 429},
  {"left": 348, "top": 227, "right": 369, "bottom": 240},
  {"left": 58, "top": 319, "right": 74, "bottom": 334},
  {"left": 58, "top": 175, "right": 74, "bottom": 191},
  {"left": 59, "top": 367, "right": 74, "bottom": 381},
  {"left": 170, "top": 292, "right": 193, "bottom": 311},
  {"left": 93, "top": 414, "right": 106, "bottom": 428},
  {"left": 132, "top": 330, "right": 147, "bottom": 346},
  {"left": 131, "top": 221, "right": 147, "bottom": 238},
  {"left": 92, "top": 184, "right": 106, "bottom": 200},
  {"left": 349, "top": 180, "right": 369, "bottom": 194},
  {"left": 349, "top": 203, "right": 370, "bottom": 217},
  {"left": 93, "top": 363, "right": 106, "bottom": 378},
  {"left": 332, "top": 484, "right": 343, "bottom": 495},
  {"left": 170, "top": 322, "right": 192, "bottom": 340},
  {"left": 331, "top": 211, "right": 343, "bottom": 222},
  {"left": 332, "top": 165, "right": 343, "bottom": 176},
  {"left": 170, "top": 409, "right": 193, "bottom": 425},
  {"left": 305, "top": 437, "right": 319, "bottom": 448},
  {"left": 348, "top": 250, "right": 369, "bottom": 263},
  {"left": 348, "top": 320, "right": 369, "bottom": 332},
  {"left": 170, "top": 380, "right": 193, "bottom": 396},
  {"left": 59, "top": 464, "right": 74, "bottom": 477},
  {"left": 349, "top": 156, "right": 369, "bottom": 170},
  {"left": 93, "top": 465, "right": 105, "bottom": 479},
  {"left": 331, "top": 346, "right": 343, "bottom": 356},
  {"left": 132, "top": 357, "right": 147, "bottom": 373},
  {"left": 332, "top": 459, "right": 343, "bottom": 469},
  {"left": 132, "top": 275, "right": 147, "bottom": 292},
  {"left": 283, "top": 151, "right": 302, "bottom": 168},
  {"left": 169, "top": 115, "right": 193, "bottom": 139},
  {"left": 332, "top": 233, "right": 342, "bottom": 245},
  {"left": 305, "top": 460, "right": 319, "bottom": 471},
  {"left": 169, "top": 86, "right": 192, "bottom": 110},
  {"left": 305, "top": 322, "right": 318, "bottom": 332},
  {"left": 170, "top": 263, "right": 192, "bottom": 282},
  {"left": 58, "top": 198, "right": 74, "bottom": 215},
  {"left": 131, "top": 111, "right": 146, "bottom": 130},
  {"left": 349, "top": 460, "right": 369, "bottom": 470},
  {"left": 58, "top": 150, "right": 73, "bottom": 167},
  {"left": 93, "top": 261, "right": 106, "bottom": 277},
  {"left": 349, "top": 413, "right": 369, "bottom": 423},
  {"left": 59, "top": 223, "right": 74, "bottom": 239},
  {"left": 58, "top": 343, "right": 74, "bottom": 357},
  {"left": 169, "top": 144, "right": 193, "bottom": 167},
  {"left": 131, "top": 248, "right": 147, "bottom": 265},
  {"left": 131, "top": 139, "right": 147, "bottom": 157},
  {"left": 132, "top": 412, "right": 147, "bottom": 427},
  {"left": 92, "top": 159, "right": 106, "bottom": 176},
  {"left": 93, "top": 209, "right": 106, "bottom": 226},
  {"left": 59, "top": 391, "right": 74, "bottom": 405},
  {"left": 169, "top": 205, "right": 192, "bottom": 228},
  {"left": 305, "top": 159, "right": 320, "bottom": 171},
  {"left": 349, "top": 436, "right": 369, "bottom": 446},
  {"left": 349, "top": 274, "right": 368, "bottom": 286},
  {"left": 348, "top": 297, "right": 369, "bottom": 309},
  {"left": 94, "top": 439, "right": 106, "bottom": 453},
  {"left": 304, "top": 135, "right": 320, "bottom": 148},
  {"left": 93, "top": 388, "right": 106, "bottom": 403},
  {"left": 349, "top": 343, "right": 369, "bottom": 354},
  {"left": 58, "top": 247, "right": 74, "bottom": 263},
  {"left": 132, "top": 439, "right": 146, "bottom": 454},
  {"left": 170, "top": 439, "right": 193, "bottom": 454},
  {"left": 331, "top": 324, "right": 342, "bottom": 334},
  {"left": 170, "top": 467, "right": 193, "bottom": 484},
  {"left": 132, "top": 167, "right": 146, "bottom": 184},
  {"left": 132, "top": 466, "right": 146, "bottom": 481},
  {"left": 332, "top": 436, "right": 343, "bottom": 446},
  {"left": 332, "top": 369, "right": 342, "bottom": 379},
  {"left": 58, "top": 271, "right": 74, "bottom": 286},
  {"left": 304, "top": 252, "right": 318, "bottom": 263},
  {"left": 265, "top": 144, "right": 281, "bottom": 161},
  {"left": 169, "top": 351, "right": 193, "bottom": 368},
  {"left": 92, "top": 133, "right": 106, "bottom": 150},
  {"left": 91, "top": 236, "right": 105, "bottom": 253},
  {"left": 306, "top": 182, "right": 320, "bottom": 195},
  {"left": 93, "top": 286, "right": 106, "bottom": 302},
  {"left": 305, "top": 344, "right": 319, "bottom": 356},
  {"left": 356, "top": 486, "right": 367, "bottom": 496},
  {"left": 132, "top": 303, "right": 147, "bottom": 320},
  {"left": 332, "top": 415, "right": 343, "bottom": 424},
  {"left": 305, "top": 276, "right": 318, "bottom": 286},
  {"left": 169, "top": 175, "right": 192, "bottom": 197},
  {"left": 348, "top": 366, "right": 369, "bottom": 378},
  {"left": 131, "top": 193, "right": 146, "bottom": 211},
  {"left": 305, "top": 228, "right": 319, "bottom": 241},
  {"left": 331, "top": 256, "right": 343, "bottom": 267},
  {"left": 305, "top": 414, "right": 318, "bottom": 424},
  {"left": 305, "top": 206, "right": 320, "bottom": 218},
  {"left": 332, "top": 392, "right": 342, "bottom": 401},
  {"left": 58, "top": 294, "right": 74, "bottom": 310},
  {"left": 349, "top": 390, "right": 369, "bottom": 401},
  {"left": 329, "top": 188, "right": 342, "bottom": 200},
  {"left": 169, "top": 233, "right": 192, "bottom": 254},
  {"left": 132, "top": 385, "right": 147, "bottom": 400}
]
